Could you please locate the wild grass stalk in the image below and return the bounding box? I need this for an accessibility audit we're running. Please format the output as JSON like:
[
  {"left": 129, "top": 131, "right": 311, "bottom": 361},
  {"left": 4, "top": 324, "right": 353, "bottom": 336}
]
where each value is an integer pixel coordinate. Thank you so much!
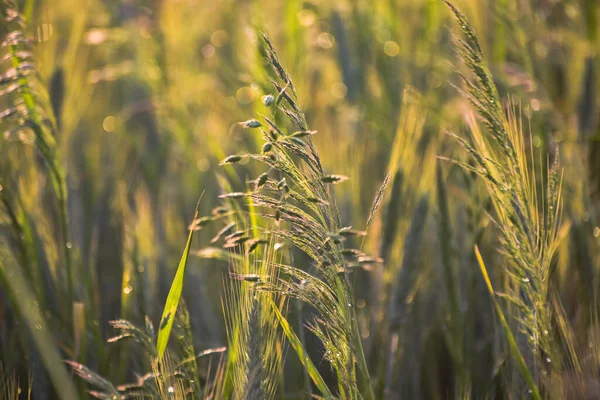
[
  {"left": 444, "top": 1, "right": 570, "bottom": 394},
  {"left": 210, "top": 32, "right": 381, "bottom": 399},
  {"left": 4, "top": 1, "right": 600, "bottom": 399},
  {"left": 1, "top": 1, "right": 74, "bottom": 316},
  {"left": 222, "top": 248, "right": 283, "bottom": 400}
]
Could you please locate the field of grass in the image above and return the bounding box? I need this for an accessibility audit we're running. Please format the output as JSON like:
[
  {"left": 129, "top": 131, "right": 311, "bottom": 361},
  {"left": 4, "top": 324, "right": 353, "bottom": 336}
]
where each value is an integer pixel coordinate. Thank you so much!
[{"left": 1, "top": 0, "right": 600, "bottom": 398}]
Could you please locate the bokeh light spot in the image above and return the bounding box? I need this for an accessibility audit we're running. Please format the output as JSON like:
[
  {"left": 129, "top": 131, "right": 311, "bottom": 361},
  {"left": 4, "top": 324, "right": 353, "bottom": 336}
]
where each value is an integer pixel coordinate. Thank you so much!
[
  {"left": 384, "top": 41, "right": 400, "bottom": 57},
  {"left": 317, "top": 32, "right": 335, "bottom": 49},
  {"left": 211, "top": 30, "right": 229, "bottom": 47},
  {"left": 202, "top": 44, "right": 216, "bottom": 58},
  {"left": 297, "top": 9, "right": 316, "bottom": 27},
  {"left": 103, "top": 116, "right": 116, "bottom": 132},
  {"left": 236, "top": 86, "right": 255, "bottom": 104}
]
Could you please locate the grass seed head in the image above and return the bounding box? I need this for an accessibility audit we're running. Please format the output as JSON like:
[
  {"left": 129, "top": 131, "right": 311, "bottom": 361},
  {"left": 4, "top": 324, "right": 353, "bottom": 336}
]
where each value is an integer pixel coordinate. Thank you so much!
[
  {"left": 321, "top": 174, "right": 349, "bottom": 184},
  {"left": 241, "top": 119, "right": 262, "bottom": 128},
  {"left": 220, "top": 154, "right": 245, "bottom": 165},
  {"left": 262, "top": 94, "right": 275, "bottom": 106}
]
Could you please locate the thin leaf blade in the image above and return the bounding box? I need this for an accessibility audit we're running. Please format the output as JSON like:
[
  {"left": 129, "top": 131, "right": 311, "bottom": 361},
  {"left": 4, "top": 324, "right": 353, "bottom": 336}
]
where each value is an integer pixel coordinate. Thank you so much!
[
  {"left": 268, "top": 298, "right": 333, "bottom": 399},
  {"left": 157, "top": 202, "right": 200, "bottom": 359},
  {"left": 474, "top": 246, "right": 541, "bottom": 400}
]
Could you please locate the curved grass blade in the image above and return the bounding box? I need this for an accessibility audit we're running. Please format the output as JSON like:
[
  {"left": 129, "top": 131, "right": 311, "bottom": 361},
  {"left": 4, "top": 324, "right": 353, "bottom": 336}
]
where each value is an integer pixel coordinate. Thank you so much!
[
  {"left": 268, "top": 298, "right": 333, "bottom": 399},
  {"left": 157, "top": 199, "right": 201, "bottom": 360},
  {"left": 474, "top": 246, "right": 541, "bottom": 400}
]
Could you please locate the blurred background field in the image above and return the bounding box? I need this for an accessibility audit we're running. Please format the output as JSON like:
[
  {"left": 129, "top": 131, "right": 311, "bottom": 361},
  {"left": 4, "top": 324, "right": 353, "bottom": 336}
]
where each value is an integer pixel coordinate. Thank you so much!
[{"left": 1, "top": 0, "right": 600, "bottom": 398}]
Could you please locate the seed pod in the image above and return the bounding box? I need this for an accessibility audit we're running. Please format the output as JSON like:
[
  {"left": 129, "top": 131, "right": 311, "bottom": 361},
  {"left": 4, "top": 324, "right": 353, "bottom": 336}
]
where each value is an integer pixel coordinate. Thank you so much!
[
  {"left": 247, "top": 241, "right": 260, "bottom": 254},
  {"left": 321, "top": 174, "right": 349, "bottom": 184},
  {"left": 290, "top": 137, "right": 305, "bottom": 146},
  {"left": 357, "top": 255, "right": 383, "bottom": 264},
  {"left": 223, "top": 235, "right": 250, "bottom": 248},
  {"left": 225, "top": 230, "right": 246, "bottom": 241},
  {"left": 291, "top": 130, "right": 317, "bottom": 138},
  {"left": 341, "top": 248, "right": 362, "bottom": 257},
  {"left": 212, "top": 206, "right": 229, "bottom": 216},
  {"left": 255, "top": 172, "right": 269, "bottom": 189},
  {"left": 240, "top": 119, "right": 262, "bottom": 128},
  {"left": 269, "top": 129, "right": 278, "bottom": 141},
  {"left": 325, "top": 234, "right": 342, "bottom": 245},
  {"left": 189, "top": 216, "right": 213, "bottom": 230},
  {"left": 262, "top": 142, "right": 273, "bottom": 153},
  {"left": 338, "top": 226, "right": 367, "bottom": 237},
  {"left": 219, "top": 155, "right": 244, "bottom": 165},
  {"left": 262, "top": 94, "right": 275, "bottom": 106},
  {"left": 247, "top": 238, "right": 268, "bottom": 254}
]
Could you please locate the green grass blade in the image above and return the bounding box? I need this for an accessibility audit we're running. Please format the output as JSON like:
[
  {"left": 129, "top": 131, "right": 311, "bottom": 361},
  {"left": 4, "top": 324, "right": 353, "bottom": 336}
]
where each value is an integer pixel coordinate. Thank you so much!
[
  {"left": 268, "top": 298, "right": 333, "bottom": 399},
  {"left": 157, "top": 201, "right": 200, "bottom": 360},
  {"left": 474, "top": 246, "right": 541, "bottom": 400},
  {"left": 0, "top": 258, "right": 78, "bottom": 399}
]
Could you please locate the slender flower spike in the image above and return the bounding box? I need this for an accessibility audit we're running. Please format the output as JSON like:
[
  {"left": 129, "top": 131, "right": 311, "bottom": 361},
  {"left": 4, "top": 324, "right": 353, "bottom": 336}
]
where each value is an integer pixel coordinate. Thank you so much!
[{"left": 240, "top": 119, "right": 262, "bottom": 128}]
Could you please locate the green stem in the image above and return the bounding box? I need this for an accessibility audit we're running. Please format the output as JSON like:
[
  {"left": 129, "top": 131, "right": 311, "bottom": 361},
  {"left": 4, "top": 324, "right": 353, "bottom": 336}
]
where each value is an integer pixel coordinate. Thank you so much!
[
  {"left": 296, "top": 299, "right": 312, "bottom": 398},
  {"left": 350, "top": 304, "right": 375, "bottom": 400}
]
